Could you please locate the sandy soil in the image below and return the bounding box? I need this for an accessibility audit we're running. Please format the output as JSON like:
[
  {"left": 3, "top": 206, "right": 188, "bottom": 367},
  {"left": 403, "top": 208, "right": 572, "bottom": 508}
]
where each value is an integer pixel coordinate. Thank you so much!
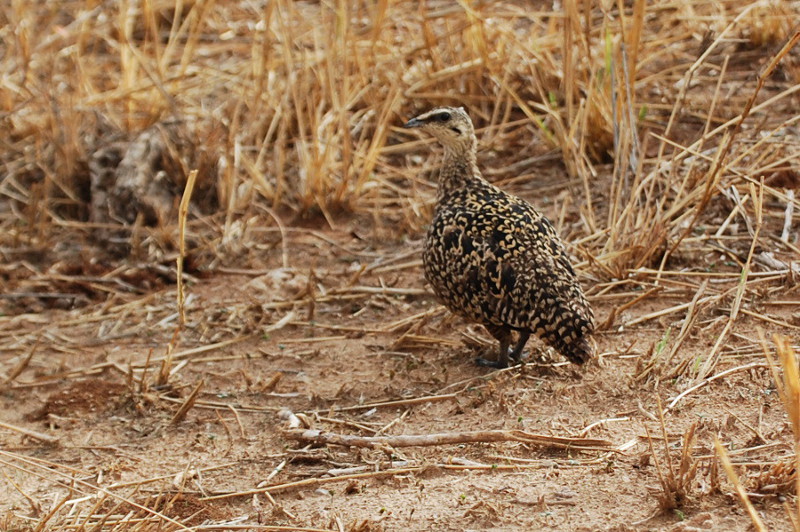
[
  {"left": 1, "top": 199, "right": 798, "bottom": 531},
  {"left": 2, "top": 1, "right": 800, "bottom": 530}
]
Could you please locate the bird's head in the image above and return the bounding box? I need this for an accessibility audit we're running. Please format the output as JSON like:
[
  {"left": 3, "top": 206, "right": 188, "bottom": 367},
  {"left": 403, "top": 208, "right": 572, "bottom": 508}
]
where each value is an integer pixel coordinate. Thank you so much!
[{"left": 402, "top": 106, "right": 475, "bottom": 152}]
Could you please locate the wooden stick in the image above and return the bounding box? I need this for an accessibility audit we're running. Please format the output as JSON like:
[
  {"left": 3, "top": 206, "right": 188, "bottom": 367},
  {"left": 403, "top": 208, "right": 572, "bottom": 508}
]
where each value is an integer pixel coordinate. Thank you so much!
[
  {"left": 285, "top": 428, "right": 612, "bottom": 451},
  {"left": 578, "top": 417, "right": 629, "bottom": 438},
  {"left": 599, "top": 286, "right": 662, "bottom": 330},
  {"left": 0, "top": 420, "right": 59, "bottom": 445},
  {"left": 782, "top": 189, "right": 795, "bottom": 242}
]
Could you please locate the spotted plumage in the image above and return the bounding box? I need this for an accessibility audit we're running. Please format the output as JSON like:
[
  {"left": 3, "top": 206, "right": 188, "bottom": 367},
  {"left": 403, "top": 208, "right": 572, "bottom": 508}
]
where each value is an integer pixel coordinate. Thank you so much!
[{"left": 403, "top": 106, "right": 594, "bottom": 368}]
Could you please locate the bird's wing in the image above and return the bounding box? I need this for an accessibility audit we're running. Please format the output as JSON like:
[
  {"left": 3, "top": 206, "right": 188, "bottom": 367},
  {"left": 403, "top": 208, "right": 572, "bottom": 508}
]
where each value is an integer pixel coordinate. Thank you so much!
[{"left": 462, "top": 197, "right": 593, "bottom": 332}]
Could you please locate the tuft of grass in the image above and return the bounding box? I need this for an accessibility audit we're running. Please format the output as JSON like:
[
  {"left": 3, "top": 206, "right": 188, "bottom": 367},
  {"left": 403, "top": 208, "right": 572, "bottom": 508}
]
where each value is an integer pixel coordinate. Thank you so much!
[{"left": 645, "top": 400, "right": 699, "bottom": 513}]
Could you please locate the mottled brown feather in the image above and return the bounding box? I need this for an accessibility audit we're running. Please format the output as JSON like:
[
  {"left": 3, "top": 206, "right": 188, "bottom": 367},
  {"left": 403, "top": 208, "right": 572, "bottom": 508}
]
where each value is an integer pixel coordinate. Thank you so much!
[{"left": 404, "top": 106, "right": 594, "bottom": 368}]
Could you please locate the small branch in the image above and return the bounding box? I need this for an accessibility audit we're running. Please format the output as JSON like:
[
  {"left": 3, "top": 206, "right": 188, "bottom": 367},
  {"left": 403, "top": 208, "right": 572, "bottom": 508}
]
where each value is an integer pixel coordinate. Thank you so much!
[
  {"left": 203, "top": 438, "right": 616, "bottom": 503},
  {"left": 0, "top": 420, "right": 59, "bottom": 445},
  {"left": 599, "top": 286, "right": 662, "bottom": 331},
  {"left": 624, "top": 296, "right": 716, "bottom": 328},
  {"left": 285, "top": 428, "right": 612, "bottom": 451}
]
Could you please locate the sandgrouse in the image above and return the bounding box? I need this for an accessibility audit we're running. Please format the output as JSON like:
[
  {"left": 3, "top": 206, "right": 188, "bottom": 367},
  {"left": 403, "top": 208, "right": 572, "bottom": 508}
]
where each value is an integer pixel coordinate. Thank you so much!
[{"left": 403, "top": 106, "right": 594, "bottom": 368}]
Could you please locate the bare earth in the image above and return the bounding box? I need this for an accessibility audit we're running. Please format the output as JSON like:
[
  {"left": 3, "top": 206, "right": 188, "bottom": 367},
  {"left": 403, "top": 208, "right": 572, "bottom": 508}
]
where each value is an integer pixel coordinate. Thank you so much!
[
  {"left": 1, "top": 186, "right": 798, "bottom": 531},
  {"left": 2, "top": 0, "right": 800, "bottom": 530}
]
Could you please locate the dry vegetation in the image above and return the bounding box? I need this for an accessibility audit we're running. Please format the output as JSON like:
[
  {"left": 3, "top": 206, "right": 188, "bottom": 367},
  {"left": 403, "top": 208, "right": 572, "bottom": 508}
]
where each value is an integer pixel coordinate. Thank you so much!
[{"left": 2, "top": 0, "right": 800, "bottom": 530}]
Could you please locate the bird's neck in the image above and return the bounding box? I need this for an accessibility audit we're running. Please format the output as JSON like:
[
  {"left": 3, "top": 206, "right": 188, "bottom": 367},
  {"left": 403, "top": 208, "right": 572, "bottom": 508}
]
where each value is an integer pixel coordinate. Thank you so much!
[{"left": 437, "top": 139, "right": 484, "bottom": 200}]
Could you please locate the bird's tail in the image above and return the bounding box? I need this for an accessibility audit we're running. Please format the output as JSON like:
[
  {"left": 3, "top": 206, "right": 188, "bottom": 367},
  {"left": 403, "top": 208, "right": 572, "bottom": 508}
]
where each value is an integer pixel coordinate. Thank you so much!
[
  {"left": 564, "top": 336, "right": 593, "bottom": 364},
  {"left": 541, "top": 304, "right": 595, "bottom": 364},
  {"left": 546, "top": 334, "right": 593, "bottom": 365}
]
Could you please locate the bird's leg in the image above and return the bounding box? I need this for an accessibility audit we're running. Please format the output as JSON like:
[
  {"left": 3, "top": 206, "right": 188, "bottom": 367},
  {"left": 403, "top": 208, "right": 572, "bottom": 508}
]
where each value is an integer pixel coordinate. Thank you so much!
[
  {"left": 509, "top": 330, "right": 531, "bottom": 363},
  {"left": 477, "top": 325, "right": 512, "bottom": 368}
]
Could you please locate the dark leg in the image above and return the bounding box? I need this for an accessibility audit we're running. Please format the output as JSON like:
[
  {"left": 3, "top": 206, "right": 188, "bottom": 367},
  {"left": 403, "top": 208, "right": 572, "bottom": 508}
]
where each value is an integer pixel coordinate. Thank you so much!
[
  {"left": 509, "top": 330, "right": 531, "bottom": 363},
  {"left": 477, "top": 324, "right": 512, "bottom": 368}
]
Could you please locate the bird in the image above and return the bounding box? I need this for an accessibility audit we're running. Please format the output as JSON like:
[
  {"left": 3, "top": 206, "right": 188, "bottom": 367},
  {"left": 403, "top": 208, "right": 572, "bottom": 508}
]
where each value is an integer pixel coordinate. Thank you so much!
[{"left": 402, "top": 106, "right": 594, "bottom": 368}]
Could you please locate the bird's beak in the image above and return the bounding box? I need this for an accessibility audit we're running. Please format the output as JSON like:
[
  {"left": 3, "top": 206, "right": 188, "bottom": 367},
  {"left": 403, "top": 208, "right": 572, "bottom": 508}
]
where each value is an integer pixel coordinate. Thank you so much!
[{"left": 403, "top": 117, "right": 424, "bottom": 129}]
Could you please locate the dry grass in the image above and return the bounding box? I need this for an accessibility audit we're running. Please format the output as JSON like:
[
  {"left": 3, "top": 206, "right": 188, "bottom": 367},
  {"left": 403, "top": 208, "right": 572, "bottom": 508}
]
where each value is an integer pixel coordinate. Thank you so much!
[
  {"left": 763, "top": 334, "right": 800, "bottom": 529},
  {"left": 2, "top": 0, "right": 800, "bottom": 530},
  {"left": 2, "top": 1, "right": 798, "bottom": 320},
  {"left": 647, "top": 408, "right": 700, "bottom": 513},
  {"left": 2, "top": 1, "right": 798, "bottom": 234},
  {"left": 716, "top": 334, "right": 800, "bottom": 532}
]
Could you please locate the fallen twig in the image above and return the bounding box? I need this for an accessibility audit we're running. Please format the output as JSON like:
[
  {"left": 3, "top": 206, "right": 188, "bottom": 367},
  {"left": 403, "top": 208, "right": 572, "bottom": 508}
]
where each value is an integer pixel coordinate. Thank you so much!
[
  {"left": 0, "top": 420, "right": 59, "bottom": 445},
  {"left": 284, "top": 428, "right": 612, "bottom": 451}
]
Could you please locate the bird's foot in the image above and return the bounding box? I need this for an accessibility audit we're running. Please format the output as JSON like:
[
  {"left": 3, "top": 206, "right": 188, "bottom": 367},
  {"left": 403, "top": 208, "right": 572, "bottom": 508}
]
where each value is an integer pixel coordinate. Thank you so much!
[
  {"left": 475, "top": 346, "right": 531, "bottom": 369},
  {"left": 510, "top": 349, "right": 530, "bottom": 363},
  {"left": 474, "top": 356, "right": 508, "bottom": 369}
]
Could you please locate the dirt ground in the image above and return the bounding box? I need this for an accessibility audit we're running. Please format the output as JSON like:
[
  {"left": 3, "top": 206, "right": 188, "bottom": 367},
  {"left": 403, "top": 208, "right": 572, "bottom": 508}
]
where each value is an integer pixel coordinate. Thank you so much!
[
  {"left": 3, "top": 0, "right": 800, "bottom": 530},
  {"left": 1, "top": 186, "right": 799, "bottom": 531}
]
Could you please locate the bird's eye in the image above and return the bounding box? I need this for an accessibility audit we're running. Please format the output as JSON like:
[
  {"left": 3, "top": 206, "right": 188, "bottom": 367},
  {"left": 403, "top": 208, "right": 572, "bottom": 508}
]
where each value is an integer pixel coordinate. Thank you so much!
[{"left": 437, "top": 112, "right": 451, "bottom": 122}]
